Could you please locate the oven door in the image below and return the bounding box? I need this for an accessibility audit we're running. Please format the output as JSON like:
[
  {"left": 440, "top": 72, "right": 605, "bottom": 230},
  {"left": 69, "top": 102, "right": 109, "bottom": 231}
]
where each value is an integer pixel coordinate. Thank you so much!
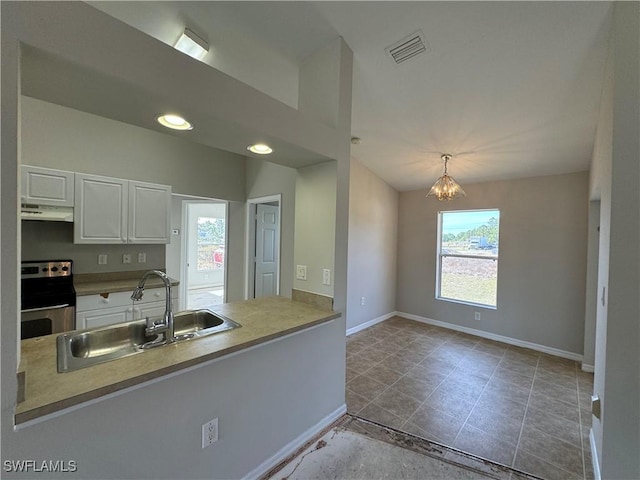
[{"left": 20, "top": 305, "right": 76, "bottom": 340}]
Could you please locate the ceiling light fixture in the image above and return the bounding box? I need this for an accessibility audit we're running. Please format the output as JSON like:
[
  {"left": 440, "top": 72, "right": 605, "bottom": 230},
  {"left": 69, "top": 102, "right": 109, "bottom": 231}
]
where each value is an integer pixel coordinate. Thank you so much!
[
  {"left": 156, "top": 114, "right": 193, "bottom": 131},
  {"left": 247, "top": 144, "right": 273, "bottom": 155},
  {"left": 426, "top": 154, "right": 466, "bottom": 201},
  {"left": 174, "top": 28, "right": 209, "bottom": 60}
]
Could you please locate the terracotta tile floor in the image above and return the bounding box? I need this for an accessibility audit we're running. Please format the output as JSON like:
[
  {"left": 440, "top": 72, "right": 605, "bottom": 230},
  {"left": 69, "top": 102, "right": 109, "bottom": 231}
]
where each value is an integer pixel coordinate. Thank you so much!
[{"left": 346, "top": 316, "right": 595, "bottom": 480}]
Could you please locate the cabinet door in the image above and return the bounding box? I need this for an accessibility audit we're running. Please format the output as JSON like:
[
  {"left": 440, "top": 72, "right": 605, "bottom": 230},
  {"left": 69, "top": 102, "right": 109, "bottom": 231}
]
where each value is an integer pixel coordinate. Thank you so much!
[
  {"left": 21, "top": 165, "right": 74, "bottom": 207},
  {"left": 134, "top": 302, "right": 167, "bottom": 321},
  {"left": 77, "top": 306, "right": 129, "bottom": 330},
  {"left": 128, "top": 181, "right": 171, "bottom": 244},
  {"left": 74, "top": 173, "right": 128, "bottom": 244}
]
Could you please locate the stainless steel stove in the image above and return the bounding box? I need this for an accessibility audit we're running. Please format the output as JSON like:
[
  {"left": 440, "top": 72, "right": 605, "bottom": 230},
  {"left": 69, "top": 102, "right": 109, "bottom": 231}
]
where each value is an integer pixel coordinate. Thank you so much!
[{"left": 21, "top": 260, "right": 76, "bottom": 339}]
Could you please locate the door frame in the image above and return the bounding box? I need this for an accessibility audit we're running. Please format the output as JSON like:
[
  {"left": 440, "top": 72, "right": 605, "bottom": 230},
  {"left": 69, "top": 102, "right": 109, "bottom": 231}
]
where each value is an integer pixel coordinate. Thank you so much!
[
  {"left": 180, "top": 198, "right": 229, "bottom": 310},
  {"left": 245, "top": 194, "right": 281, "bottom": 299}
]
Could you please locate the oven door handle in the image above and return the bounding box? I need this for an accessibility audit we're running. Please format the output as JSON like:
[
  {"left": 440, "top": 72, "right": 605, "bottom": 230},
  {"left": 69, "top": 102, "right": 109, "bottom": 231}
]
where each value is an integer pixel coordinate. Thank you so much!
[{"left": 21, "top": 304, "right": 70, "bottom": 313}]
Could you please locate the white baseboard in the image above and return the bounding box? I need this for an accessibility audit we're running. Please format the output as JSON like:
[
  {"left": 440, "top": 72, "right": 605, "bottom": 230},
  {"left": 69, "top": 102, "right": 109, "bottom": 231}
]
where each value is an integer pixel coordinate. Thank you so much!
[
  {"left": 589, "top": 429, "right": 601, "bottom": 480},
  {"left": 346, "top": 312, "right": 396, "bottom": 336},
  {"left": 244, "top": 404, "right": 347, "bottom": 480},
  {"left": 395, "top": 311, "right": 583, "bottom": 362},
  {"left": 581, "top": 363, "right": 595, "bottom": 373}
]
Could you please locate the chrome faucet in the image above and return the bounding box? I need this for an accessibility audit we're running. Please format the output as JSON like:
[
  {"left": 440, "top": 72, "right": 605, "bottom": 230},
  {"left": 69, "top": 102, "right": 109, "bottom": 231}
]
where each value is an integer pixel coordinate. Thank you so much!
[{"left": 131, "top": 270, "right": 184, "bottom": 348}]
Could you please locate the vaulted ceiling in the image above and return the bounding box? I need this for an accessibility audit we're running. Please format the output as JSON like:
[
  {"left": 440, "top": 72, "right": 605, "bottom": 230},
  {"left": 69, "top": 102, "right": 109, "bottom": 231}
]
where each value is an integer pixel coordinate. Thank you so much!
[{"left": 90, "top": 1, "right": 612, "bottom": 191}]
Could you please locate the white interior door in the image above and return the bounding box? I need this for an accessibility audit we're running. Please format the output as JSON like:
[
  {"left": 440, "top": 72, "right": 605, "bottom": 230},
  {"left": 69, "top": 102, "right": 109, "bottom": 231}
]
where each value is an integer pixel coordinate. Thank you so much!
[{"left": 254, "top": 204, "right": 279, "bottom": 297}]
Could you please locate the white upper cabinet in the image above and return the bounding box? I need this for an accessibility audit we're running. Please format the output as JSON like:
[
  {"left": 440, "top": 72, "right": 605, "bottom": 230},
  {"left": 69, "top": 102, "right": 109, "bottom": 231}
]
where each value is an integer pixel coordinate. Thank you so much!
[
  {"left": 74, "top": 173, "right": 171, "bottom": 244},
  {"left": 21, "top": 165, "right": 75, "bottom": 207},
  {"left": 128, "top": 181, "right": 171, "bottom": 244},
  {"left": 74, "top": 173, "right": 128, "bottom": 244}
]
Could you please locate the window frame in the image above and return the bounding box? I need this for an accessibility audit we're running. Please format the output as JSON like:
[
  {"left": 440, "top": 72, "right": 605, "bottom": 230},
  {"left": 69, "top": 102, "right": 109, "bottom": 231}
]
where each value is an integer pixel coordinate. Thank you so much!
[{"left": 435, "top": 208, "right": 500, "bottom": 309}]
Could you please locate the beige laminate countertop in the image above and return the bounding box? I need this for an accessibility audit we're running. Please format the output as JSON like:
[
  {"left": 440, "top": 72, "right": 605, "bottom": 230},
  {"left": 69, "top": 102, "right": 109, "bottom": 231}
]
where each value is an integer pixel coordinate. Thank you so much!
[
  {"left": 16, "top": 297, "right": 340, "bottom": 425},
  {"left": 74, "top": 271, "right": 179, "bottom": 296}
]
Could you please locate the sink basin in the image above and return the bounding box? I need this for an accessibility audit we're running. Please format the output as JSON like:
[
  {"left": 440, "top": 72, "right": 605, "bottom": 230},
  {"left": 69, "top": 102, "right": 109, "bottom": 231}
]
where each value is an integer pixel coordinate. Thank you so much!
[{"left": 57, "top": 309, "right": 241, "bottom": 373}]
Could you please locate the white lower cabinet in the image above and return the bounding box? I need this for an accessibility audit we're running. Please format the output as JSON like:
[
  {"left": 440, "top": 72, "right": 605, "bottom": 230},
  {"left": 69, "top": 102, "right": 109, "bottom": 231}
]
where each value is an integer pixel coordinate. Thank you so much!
[{"left": 76, "top": 288, "right": 179, "bottom": 330}]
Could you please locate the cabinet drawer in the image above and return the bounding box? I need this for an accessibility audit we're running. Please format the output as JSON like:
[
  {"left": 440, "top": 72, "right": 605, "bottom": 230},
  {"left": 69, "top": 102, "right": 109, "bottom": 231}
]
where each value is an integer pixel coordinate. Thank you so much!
[
  {"left": 77, "top": 306, "right": 131, "bottom": 330},
  {"left": 76, "top": 287, "right": 175, "bottom": 312}
]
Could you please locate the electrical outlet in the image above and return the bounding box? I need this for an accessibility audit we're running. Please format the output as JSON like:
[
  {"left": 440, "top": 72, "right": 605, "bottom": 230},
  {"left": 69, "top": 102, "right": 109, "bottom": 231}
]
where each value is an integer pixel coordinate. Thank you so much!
[
  {"left": 202, "top": 418, "right": 219, "bottom": 448},
  {"left": 474, "top": 312, "right": 481, "bottom": 321},
  {"left": 296, "top": 265, "right": 307, "bottom": 280},
  {"left": 122, "top": 254, "right": 132, "bottom": 264},
  {"left": 98, "top": 254, "right": 107, "bottom": 265},
  {"left": 138, "top": 252, "right": 146, "bottom": 263},
  {"left": 360, "top": 296, "right": 365, "bottom": 306},
  {"left": 322, "top": 269, "right": 331, "bottom": 286}
]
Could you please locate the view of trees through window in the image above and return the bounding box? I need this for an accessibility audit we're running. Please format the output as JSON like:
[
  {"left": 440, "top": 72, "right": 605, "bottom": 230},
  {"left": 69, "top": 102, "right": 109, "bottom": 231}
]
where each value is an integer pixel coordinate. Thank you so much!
[
  {"left": 197, "top": 217, "right": 225, "bottom": 272},
  {"left": 438, "top": 209, "right": 500, "bottom": 307}
]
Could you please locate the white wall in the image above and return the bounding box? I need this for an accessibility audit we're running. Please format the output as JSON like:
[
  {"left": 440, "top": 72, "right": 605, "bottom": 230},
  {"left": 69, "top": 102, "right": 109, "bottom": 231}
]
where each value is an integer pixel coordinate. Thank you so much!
[
  {"left": 397, "top": 172, "right": 589, "bottom": 355},
  {"left": 591, "top": 4, "right": 640, "bottom": 478},
  {"left": 294, "top": 162, "right": 337, "bottom": 298},
  {"left": 246, "top": 158, "right": 297, "bottom": 298},
  {"left": 347, "top": 159, "right": 398, "bottom": 331}
]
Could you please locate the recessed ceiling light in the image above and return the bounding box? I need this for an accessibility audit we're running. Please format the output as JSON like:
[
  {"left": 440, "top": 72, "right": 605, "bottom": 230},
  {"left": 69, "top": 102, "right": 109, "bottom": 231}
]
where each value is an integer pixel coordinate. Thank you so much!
[
  {"left": 174, "top": 28, "right": 209, "bottom": 61},
  {"left": 247, "top": 144, "right": 273, "bottom": 155},
  {"left": 156, "top": 114, "right": 193, "bottom": 131}
]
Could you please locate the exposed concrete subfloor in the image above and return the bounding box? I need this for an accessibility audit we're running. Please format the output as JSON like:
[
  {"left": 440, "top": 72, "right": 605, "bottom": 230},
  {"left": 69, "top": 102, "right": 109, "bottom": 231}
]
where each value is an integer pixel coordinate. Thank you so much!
[{"left": 266, "top": 415, "right": 538, "bottom": 480}]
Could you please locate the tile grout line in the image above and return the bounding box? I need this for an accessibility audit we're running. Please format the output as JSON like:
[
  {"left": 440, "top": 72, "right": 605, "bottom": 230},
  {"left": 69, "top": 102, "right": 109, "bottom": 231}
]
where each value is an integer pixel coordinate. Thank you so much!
[
  {"left": 449, "top": 345, "right": 511, "bottom": 463},
  {"left": 397, "top": 340, "right": 463, "bottom": 432},
  {"left": 576, "top": 362, "right": 587, "bottom": 480},
  {"left": 512, "top": 350, "right": 539, "bottom": 469}
]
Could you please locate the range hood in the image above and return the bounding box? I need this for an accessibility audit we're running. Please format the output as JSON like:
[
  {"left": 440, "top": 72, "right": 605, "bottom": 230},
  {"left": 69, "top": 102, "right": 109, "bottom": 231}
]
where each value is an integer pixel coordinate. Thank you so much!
[{"left": 21, "top": 204, "right": 74, "bottom": 222}]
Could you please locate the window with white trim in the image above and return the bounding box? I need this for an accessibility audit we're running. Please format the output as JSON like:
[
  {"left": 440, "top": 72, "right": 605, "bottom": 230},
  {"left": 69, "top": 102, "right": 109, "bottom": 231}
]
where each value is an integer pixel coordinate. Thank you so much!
[{"left": 437, "top": 209, "right": 500, "bottom": 308}]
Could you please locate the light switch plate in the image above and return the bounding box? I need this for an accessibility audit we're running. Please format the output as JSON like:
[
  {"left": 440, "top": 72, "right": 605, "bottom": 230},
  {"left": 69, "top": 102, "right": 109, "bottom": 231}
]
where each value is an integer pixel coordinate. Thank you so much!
[
  {"left": 296, "top": 265, "right": 307, "bottom": 280},
  {"left": 122, "top": 254, "right": 132, "bottom": 264},
  {"left": 138, "top": 252, "right": 146, "bottom": 263},
  {"left": 322, "top": 269, "right": 331, "bottom": 286},
  {"left": 98, "top": 254, "right": 107, "bottom": 265}
]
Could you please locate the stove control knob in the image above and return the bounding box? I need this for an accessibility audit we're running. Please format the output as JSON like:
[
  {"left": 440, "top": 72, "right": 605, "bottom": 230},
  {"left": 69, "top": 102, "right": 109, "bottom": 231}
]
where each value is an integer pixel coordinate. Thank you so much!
[
  {"left": 50, "top": 267, "right": 58, "bottom": 272},
  {"left": 61, "top": 266, "right": 69, "bottom": 272},
  {"left": 42, "top": 267, "right": 48, "bottom": 272}
]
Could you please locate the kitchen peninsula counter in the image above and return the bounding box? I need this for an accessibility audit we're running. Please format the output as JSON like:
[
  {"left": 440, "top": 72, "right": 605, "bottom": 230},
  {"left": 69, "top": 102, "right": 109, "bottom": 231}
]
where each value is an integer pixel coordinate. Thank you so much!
[{"left": 16, "top": 297, "right": 340, "bottom": 425}]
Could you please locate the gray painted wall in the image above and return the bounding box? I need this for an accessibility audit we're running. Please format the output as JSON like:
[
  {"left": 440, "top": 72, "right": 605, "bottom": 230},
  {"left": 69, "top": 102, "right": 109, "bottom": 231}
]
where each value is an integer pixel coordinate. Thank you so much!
[
  {"left": 246, "top": 158, "right": 297, "bottom": 298},
  {"left": 19, "top": 96, "right": 248, "bottom": 275},
  {"left": 2, "top": 3, "right": 351, "bottom": 479},
  {"left": 592, "top": 4, "right": 640, "bottom": 478},
  {"left": 21, "top": 221, "right": 166, "bottom": 274},
  {"left": 294, "top": 162, "right": 337, "bottom": 298},
  {"left": 397, "top": 172, "right": 589, "bottom": 355},
  {"left": 347, "top": 159, "right": 398, "bottom": 330},
  {"left": 20, "top": 96, "right": 246, "bottom": 202}
]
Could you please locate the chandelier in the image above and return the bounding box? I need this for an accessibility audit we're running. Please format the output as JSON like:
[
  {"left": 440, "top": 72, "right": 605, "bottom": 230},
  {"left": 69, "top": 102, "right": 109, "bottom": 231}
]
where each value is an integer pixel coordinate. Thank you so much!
[{"left": 426, "top": 154, "right": 466, "bottom": 201}]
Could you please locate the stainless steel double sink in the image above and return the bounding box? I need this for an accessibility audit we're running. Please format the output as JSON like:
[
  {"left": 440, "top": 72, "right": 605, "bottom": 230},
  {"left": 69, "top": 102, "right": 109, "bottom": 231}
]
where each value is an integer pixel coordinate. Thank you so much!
[{"left": 57, "top": 309, "right": 241, "bottom": 373}]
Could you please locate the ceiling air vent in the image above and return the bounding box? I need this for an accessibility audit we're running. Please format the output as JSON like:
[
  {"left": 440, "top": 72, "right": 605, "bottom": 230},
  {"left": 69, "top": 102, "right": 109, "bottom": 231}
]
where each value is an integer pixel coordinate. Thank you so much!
[{"left": 385, "top": 30, "right": 429, "bottom": 65}]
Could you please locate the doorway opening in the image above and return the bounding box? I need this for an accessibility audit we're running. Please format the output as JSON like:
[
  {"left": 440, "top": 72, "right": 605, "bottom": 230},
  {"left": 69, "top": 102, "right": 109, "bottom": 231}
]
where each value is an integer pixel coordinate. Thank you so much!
[
  {"left": 182, "top": 200, "right": 228, "bottom": 309},
  {"left": 246, "top": 195, "right": 281, "bottom": 299}
]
